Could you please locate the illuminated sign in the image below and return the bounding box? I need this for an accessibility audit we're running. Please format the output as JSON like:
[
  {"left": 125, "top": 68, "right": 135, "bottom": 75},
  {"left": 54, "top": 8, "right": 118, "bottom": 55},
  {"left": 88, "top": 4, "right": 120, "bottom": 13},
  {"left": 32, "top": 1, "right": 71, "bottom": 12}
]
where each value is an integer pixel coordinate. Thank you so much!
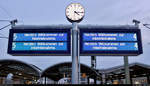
[
  {"left": 80, "top": 28, "right": 143, "bottom": 56},
  {"left": 8, "top": 29, "right": 71, "bottom": 56},
  {"left": 12, "top": 42, "right": 67, "bottom": 51},
  {"left": 13, "top": 33, "right": 67, "bottom": 41},
  {"left": 83, "top": 42, "right": 138, "bottom": 51},
  {"left": 83, "top": 33, "right": 137, "bottom": 41}
]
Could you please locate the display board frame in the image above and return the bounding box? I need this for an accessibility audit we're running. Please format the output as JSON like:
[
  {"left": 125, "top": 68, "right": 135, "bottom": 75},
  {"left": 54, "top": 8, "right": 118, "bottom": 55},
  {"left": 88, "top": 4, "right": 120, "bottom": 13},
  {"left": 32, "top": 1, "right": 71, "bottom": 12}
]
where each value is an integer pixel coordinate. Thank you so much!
[
  {"left": 8, "top": 28, "right": 71, "bottom": 56},
  {"left": 80, "top": 28, "right": 143, "bottom": 56}
]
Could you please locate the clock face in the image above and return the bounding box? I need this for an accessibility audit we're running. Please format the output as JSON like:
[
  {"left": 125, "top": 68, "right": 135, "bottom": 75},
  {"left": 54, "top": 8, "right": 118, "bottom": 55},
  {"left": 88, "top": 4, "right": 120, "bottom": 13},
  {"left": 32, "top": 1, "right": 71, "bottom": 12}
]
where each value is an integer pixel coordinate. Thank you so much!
[{"left": 66, "top": 3, "right": 85, "bottom": 22}]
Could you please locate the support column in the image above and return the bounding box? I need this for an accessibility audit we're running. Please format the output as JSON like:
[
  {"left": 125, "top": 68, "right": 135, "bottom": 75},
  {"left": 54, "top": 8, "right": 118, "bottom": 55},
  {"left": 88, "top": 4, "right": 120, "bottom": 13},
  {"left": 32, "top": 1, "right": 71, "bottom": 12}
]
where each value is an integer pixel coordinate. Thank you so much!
[
  {"left": 102, "top": 73, "right": 106, "bottom": 84},
  {"left": 124, "top": 56, "right": 131, "bottom": 84},
  {"left": 91, "top": 56, "right": 96, "bottom": 69},
  {"left": 71, "top": 22, "right": 79, "bottom": 84}
]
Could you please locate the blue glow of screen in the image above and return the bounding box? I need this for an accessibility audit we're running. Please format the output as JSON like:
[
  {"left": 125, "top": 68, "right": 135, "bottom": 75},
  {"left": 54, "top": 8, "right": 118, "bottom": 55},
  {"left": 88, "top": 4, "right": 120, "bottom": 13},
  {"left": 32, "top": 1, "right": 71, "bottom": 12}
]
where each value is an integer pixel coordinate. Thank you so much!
[
  {"left": 83, "top": 33, "right": 137, "bottom": 41},
  {"left": 83, "top": 42, "right": 138, "bottom": 51},
  {"left": 12, "top": 42, "right": 67, "bottom": 51},
  {"left": 13, "top": 33, "right": 67, "bottom": 41}
]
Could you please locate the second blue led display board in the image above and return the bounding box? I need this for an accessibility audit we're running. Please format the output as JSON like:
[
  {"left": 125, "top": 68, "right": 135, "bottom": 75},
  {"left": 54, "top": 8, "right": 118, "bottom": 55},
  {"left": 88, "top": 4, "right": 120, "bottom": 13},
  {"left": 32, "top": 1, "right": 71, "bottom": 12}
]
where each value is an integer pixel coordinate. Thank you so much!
[
  {"left": 8, "top": 29, "right": 71, "bottom": 56},
  {"left": 80, "top": 28, "right": 143, "bottom": 56}
]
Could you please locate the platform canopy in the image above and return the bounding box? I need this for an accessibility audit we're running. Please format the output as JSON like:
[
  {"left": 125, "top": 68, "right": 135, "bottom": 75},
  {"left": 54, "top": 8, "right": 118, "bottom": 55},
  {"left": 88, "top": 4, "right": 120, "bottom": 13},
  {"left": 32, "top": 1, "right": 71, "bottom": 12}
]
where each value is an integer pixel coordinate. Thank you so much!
[
  {"left": 0, "top": 59, "right": 41, "bottom": 81},
  {"left": 99, "top": 62, "right": 150, "bottom": 81},
  {"left": 41, "top": 62, "right": 101, "bottom": 81}
]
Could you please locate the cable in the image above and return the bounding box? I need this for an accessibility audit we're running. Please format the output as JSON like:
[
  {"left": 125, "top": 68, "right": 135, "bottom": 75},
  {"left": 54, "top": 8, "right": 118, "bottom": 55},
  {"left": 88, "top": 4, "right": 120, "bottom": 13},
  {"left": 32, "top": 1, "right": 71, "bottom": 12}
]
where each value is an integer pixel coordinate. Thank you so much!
[
  {"left": 0, "top": 4, "right": 12, "bottom": 18},
  {"left": 0, "top": 20, "right": 10, "bottom": 22},
  {"left": 0, "top": 24, "right": 11, "bottom": 30},
  {"left": 143, "top": 24, "right": 150, "bottom": 29},
  {"left": 0, "top": 37, "right": 8, "bottom": 39},
  {"left": 132, "top": 19, "right": 150, "bottom": 29}
]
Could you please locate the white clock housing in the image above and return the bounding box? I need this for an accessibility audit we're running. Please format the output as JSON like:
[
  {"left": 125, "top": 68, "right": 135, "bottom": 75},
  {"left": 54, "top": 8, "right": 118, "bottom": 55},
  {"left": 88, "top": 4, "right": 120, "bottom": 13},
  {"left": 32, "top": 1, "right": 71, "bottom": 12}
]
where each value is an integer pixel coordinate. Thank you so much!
[{"left": 66, "top": 3, "right": 85, "bottom": 23}]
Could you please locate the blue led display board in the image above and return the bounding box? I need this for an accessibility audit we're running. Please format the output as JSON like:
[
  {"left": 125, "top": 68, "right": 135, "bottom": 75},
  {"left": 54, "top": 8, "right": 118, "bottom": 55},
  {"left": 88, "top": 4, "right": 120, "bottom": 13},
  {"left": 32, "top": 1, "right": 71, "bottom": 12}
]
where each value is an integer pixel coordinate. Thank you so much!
[
  {"left": 83, "top": 33, "right": 137, "bottom": 41},
  {"left": 8, "top": 29, "right": 71, "bottom": 56},
  {"left": 83, "top": 42, "right": 138, "bottom": 51},
  {"left": 80, "top": 28, "right": 143, "bottom": 56},
  {"left": 12, "top": 42, "right": 67, "bottom": 51},
  {"left": 13, "top": 33, "right": 68, "bottom": 41}
]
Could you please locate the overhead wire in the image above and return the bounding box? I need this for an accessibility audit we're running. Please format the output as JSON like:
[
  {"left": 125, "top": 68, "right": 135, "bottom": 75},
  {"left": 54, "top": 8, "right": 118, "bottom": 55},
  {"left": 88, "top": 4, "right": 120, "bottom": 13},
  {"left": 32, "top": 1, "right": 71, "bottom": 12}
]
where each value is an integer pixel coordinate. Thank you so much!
[
  {"left": 0, "top": 4, "right": 12, "bottom": 39},
  {"left": 0, "top": 37, "right": 8, "bottom": 39},
  {"left": 0, "top": 20, "right": 10, "bottom": 22},
  {"left": 135, "top": 15, "right": 150, "bottom": 29},
  {"left": 0, "top": 4, "right": 12, "bottom": 18},
  {"left": 0, "top": 23, "right": 11, "bottom": 39},
  {"left": 134, "top": 18, "right": 150, "bottom": 45},
  {"left": 0, "top": 4, "right": 18, "bottom": 40},
  {"left": 0, "top": 24, "right": 11, "bottom": 30},
  {"left": 0, "top": 3, "right": 25, "bottom": 26},
  {"left": 0, "top": 3, "right": 24, "bottom": 27},
  {"left": 0, "top": 24, "right": 10, "bottom": 39},
  {"left": 143, "top": 24, "right": 150, "bottom": 29},
  {"left": 0, "top": 3, "right": 12, "bottom": 32}
]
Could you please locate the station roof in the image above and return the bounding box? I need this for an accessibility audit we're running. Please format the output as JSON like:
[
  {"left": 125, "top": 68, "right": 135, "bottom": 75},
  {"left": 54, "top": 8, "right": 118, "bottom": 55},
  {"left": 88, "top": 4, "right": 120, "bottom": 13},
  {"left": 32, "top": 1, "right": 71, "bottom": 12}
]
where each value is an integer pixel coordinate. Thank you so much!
[
  {"left": 99, "top": 62, "right": 150, "bottom": 80},
  {"left": 1, "top": 58, "right": 149, "bottom": 81},
  {"left": 0, "top": 59, "right": 41, "bottom": 80},
  {"left": 41, "top": 62, "right": 100, "bottom": 81}
]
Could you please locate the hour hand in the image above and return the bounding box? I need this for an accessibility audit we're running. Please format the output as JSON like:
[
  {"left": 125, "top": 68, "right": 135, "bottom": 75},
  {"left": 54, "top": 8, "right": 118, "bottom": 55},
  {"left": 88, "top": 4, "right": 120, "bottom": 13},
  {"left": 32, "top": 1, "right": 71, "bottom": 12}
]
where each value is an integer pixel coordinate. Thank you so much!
[{"left": 74, "top": 11, "right": 80, "bottom": 15}]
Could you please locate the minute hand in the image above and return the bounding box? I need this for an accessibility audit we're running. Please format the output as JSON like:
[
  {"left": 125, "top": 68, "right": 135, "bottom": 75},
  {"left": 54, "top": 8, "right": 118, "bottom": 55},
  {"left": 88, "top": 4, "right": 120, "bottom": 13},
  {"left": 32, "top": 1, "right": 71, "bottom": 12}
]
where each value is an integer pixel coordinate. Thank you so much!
[{"left": 76, "top": 12, "right": 84, "bottom": 13}]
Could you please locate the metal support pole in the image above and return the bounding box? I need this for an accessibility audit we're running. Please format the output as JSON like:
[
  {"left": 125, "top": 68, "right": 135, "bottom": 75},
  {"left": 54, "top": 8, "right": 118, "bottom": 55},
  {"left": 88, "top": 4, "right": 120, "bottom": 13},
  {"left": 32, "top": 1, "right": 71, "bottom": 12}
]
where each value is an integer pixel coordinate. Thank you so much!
[
  {"left": 124, "top": 56, "right": 131, "bottom": 84},
  {"left": 91, "top": 56, "right": 96, "bottom": 69},
  {"left": 102, "top": 73, "right": 106, "bottom": 84},
  {"left": 78, "top": 31, "right": 81, "bottom": 84},
  {"left": 71, "top": 22, "right": 79, "bottom": 84},
  {"left": 123, "top": 19, "right": 140, "bottom": 84},
  {"left": 78, "top": 49, "right": 80, "bottom": 84}
]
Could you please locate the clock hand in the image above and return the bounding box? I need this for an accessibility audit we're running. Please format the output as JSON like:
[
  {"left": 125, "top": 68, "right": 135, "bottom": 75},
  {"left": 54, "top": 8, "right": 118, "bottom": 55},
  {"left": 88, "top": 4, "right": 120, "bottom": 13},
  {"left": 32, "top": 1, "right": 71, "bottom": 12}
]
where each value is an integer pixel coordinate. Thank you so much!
[
  {"left": 74, "top": 11, "right": 80, "bottom": 15},
  {"left": 76, "top": 12, "right": 84, "bottom": 13}
]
